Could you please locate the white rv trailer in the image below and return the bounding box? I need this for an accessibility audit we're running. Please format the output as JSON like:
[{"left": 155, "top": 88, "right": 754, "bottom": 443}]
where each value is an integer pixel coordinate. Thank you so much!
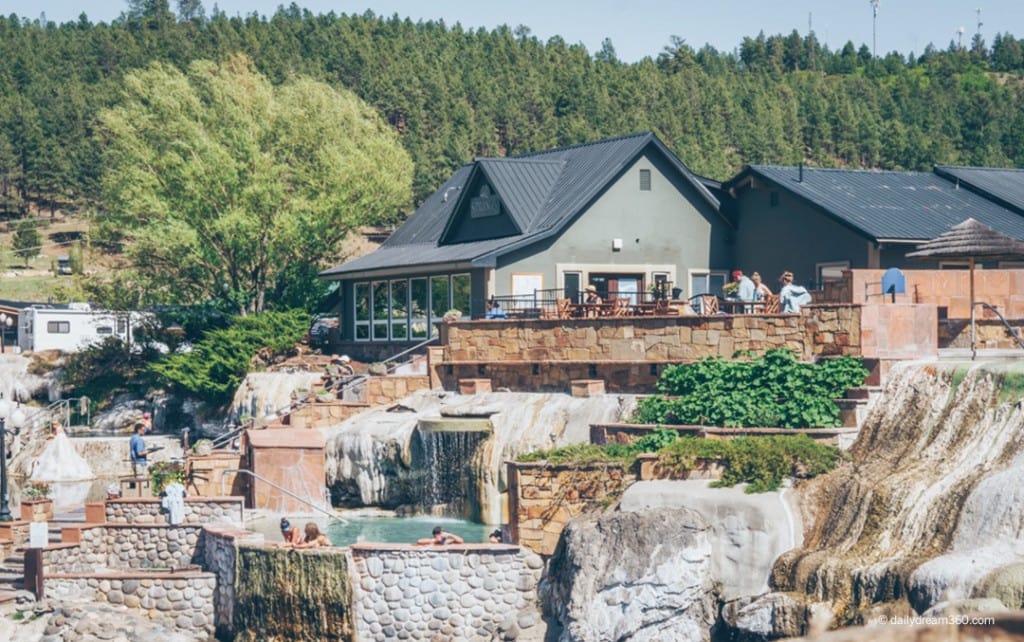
[{"left": 18, "top": 303, "right": 143, "bottom": 353}]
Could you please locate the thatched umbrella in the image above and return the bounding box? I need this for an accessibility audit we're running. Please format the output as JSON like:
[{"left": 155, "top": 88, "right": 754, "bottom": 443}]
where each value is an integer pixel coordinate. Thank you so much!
[{"left": 906, "top": 218, "right": 1024, "bottom": 357}]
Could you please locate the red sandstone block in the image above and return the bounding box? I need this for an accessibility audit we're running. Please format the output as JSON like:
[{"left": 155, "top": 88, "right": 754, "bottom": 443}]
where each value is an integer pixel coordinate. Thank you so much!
[
  {"left": 570, "top": 379, "right": 605, "bottom": 397},
  {"left": 459, "top": 378, "right": 492, "bottom": 395}
]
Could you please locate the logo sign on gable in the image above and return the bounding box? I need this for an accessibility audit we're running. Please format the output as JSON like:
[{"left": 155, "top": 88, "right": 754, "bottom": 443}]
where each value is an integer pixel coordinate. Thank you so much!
[{"left": 470, "top": 185, "right": 500, "bottom": 218}]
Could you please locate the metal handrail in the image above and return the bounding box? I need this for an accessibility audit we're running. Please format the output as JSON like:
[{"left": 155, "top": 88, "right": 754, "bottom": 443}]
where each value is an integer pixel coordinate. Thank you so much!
[
  {"left": 21, "top": 397, "right": 91, "bottom": 432},
  {"left": 379, "top": 335, "right": 438, "bottom": 373},
  {"left": 220, "top": 468, "right": 347, "bottom": 524},
  {"left": 975, "top": 302, "right": 1024, "bottom": 351}
]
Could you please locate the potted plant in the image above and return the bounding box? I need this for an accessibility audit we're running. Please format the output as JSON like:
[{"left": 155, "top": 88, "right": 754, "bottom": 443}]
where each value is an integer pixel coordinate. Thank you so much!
[
  {"left": 149, "top": 461, "right": 187, "bottom": 495},
  {"left": 21, "top": 481, "right": 54, "bottom": 522}
]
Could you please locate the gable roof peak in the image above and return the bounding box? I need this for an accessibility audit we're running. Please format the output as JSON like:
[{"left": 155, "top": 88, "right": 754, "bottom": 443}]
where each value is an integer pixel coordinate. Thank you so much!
[{"left": 510, "top": 131, "right": 654, "bottom": 160}]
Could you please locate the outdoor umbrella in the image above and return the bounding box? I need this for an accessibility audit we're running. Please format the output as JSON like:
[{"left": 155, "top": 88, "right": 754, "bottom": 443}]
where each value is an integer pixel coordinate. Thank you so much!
[{"left": 906, "top": 217, "right": 1024, "bottom": 357}]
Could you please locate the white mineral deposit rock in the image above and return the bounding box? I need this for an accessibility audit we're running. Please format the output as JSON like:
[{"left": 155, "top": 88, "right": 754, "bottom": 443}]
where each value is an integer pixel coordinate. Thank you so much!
[{"left": 541, "top": 509, "right": 718, "bottom": 642}]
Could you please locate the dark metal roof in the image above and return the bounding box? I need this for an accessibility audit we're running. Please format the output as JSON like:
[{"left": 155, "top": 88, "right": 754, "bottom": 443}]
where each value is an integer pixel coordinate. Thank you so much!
[
  {"left": 934, "top": 165, "right": 1024, "bottom": 215},
  {"left": 730, "top": 166, "right": 1024, "bottom": 242},
  {"left": 321, "top": 132, "right": 718, "bottom": 278}
]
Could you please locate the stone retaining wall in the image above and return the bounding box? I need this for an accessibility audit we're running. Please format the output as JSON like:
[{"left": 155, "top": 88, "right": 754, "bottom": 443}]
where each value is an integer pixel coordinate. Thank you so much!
[
  {"left": 349, "top": 544, "right": 544, "bottom": 641},
  {"left": 940, "top": 317, "right": 1024, "bottom": 350},
  {"left": 442, "top": 305, "right": 862, "bottom": 365},
  {"left": 507, "top": 461, "right": 637, "bottom": 555},
  {"left": 44, "top": 573, "right": 216, "bottom": 637},
  {"left": 590, "top": 423, "right": 859, "bottom": 448},
  {"left": 367, "top": 375, "right": 432, "bottom": 405},
  {"left": 42, "top": 525, "right": 202, "bottom": 572},
  {"left": 104, "top": 497, "right": 244, "bottom": 525}
]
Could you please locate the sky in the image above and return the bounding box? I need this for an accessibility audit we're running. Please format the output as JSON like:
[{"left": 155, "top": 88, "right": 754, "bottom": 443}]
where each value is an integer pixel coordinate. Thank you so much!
[{"left": 12, "top": 0, "right": 1024, "bottom": 62}]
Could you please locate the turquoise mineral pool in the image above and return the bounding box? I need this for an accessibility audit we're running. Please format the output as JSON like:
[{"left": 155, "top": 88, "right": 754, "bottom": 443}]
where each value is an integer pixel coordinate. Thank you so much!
[{"left": 327, "top": 515, "right": 492, "bottom": 546}]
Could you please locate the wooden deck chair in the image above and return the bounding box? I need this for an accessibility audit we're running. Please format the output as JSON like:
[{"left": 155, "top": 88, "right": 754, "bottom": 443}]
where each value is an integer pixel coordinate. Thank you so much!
[
  {"left": 763, "top": 294, "right": 780, "bottom": 314},
  {"left": 699, "top": 294, "right": 719, "bottom": 316},
  {"left": 612, "top": 298, "right": 632, "bottom": 317},
  {"left": 556, "top": 298, "right": 573, "bottom": 319}
]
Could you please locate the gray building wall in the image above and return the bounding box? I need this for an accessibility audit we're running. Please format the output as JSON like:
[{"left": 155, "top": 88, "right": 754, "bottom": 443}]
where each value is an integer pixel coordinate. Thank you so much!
[
  {"left": 494, "top": 151, "right": 730, "bottom": 298},
  {"left": 731, "top": 181, "right": 873, "bottom": 289}
]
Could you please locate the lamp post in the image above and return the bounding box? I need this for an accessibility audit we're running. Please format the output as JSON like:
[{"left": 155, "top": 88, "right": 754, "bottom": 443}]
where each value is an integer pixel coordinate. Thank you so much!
[{"left": 0, "top": 396, "right": 26, "bottom": 522}]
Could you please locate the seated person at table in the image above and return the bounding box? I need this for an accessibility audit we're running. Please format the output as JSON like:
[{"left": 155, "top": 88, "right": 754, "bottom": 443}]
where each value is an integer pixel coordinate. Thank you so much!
[
  {"left": 751, "top": 272, "right": 772, "bottom": 300},
  {"left": 779, "top": 271, "right": 813, "bottom": 313},
  {"left": 582, "top": 285, "right": 603, "bottom": 317},
  {"left": 485, "top": 297, "right": 507, "bottom": 319},
  {"left": 729, "top": 270, "right": 756, "bottom": 302}
]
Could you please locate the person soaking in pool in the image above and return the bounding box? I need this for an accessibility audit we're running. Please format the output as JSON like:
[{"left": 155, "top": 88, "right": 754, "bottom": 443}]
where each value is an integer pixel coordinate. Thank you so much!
[
  {"left": 293, "top": 523, "right": 332, "bottom": 549},
  {"left": 417, "top": 525, "right": 464, "bottom": 545},
  {"left": 277, "top": 518, "right": 305, "bottom": 548}
]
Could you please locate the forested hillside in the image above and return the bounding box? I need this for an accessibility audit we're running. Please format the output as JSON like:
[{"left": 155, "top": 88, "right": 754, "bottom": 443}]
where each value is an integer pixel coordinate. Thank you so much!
[{"left": 3, "top": 5, "right": 1024, "bottom": 215}]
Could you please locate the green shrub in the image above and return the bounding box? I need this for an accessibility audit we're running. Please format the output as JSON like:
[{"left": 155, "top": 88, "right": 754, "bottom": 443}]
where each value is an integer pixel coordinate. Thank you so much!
[
  {"left": 59, "top": 336, "right": 160, "bottom": 403},
  {"left": 634, "top": 349, "right": 868, "bottom": 428},
  {"left": 517, "top": 432, "right": 843, "bottom": 494},
  {"left": 150, "top": 309, "right": 310, "bottom": 404},
  {"left": 149, "top": 460, "right": 187, "bottom": 495}
]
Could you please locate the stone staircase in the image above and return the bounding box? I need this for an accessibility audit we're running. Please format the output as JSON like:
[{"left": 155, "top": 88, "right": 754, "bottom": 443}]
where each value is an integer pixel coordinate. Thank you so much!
[
  {"left": 835, "top": 385, "right": 885, "bottom": 429},
  {"left": 0, "top": 509, "right": 85, "bottom": 601}
]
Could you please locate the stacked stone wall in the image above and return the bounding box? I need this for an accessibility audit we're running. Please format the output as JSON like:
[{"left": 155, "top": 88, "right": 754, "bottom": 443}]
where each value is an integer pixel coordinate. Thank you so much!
[
  {"left": 104, "top": 497, "right": 244, "bottom": 525},
  {"left": 508, "top": 461, "right": 637, "bottom": 555},
  {"left": 42, "top": 525, "right": 202, "bottom": 572},
  {"left": 366, "top": 375, "right": 432, "bottom": 405},
  {"left": 349, "top": 544, "right": 543, "bottom": 641},
  {"left": 44, "top": 573, "right": 216, "bottom": 636}
]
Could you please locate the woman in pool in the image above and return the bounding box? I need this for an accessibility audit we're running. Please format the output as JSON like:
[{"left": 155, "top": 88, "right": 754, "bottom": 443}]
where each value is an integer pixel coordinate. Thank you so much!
[
  {"left": 293, "top": 522, "right": 331, "bottom": 549},
  {"left": 417, "top": 526, "right": 464, "bottom": 545}
]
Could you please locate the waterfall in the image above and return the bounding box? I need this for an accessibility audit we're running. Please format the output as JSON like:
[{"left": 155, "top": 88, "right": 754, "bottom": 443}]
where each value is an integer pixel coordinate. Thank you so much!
[
  {"left": 762, "top": 360, "right": 1024, "bottom": 626},
  {"left": 323, "top": 390, "right": 637, "bottom": 524},
  {"left": 414, "top": 427, "right": 487, "bottom": 519}
]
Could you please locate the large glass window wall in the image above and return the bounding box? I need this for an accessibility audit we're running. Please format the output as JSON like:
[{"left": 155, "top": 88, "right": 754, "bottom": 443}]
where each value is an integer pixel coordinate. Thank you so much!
[{"left": 353, "top": 273, "right": 471, "bottom": 341}]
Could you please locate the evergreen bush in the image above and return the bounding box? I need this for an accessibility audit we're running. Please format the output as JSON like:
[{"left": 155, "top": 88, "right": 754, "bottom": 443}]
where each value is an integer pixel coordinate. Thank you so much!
[{"left": 150, "top": 309, "right": 310, "bottom": 404}]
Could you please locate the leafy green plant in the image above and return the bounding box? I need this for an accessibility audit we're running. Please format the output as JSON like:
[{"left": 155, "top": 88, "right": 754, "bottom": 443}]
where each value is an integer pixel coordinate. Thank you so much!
[
  {"left": 635, "top": 349, "right": 868, "bottom": 428},
  {"left": 150, "top": 309, "right": 310, "bottom": 404},
  {"left": 59, "top": 337, "right": 161, "bottom": 405},
  {"left": 149, "top": 461, "right": 187, "bottom": 495},
  {"left": 518, "top": 433, "right": 843, "bottom": 494},
  {"left": 22, "top": 481, "right": 52, "bottom": 500}
]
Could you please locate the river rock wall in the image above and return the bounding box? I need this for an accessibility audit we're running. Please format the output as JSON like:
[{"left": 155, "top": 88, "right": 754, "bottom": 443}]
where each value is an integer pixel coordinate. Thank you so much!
[{"left": 349, "top": 543, "right": 544, "bottom": 641}]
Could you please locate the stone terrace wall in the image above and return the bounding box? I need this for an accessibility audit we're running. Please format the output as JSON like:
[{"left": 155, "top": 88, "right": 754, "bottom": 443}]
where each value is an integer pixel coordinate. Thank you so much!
[
  {"left": 367, "top": 375, "right": 432, "bottom": 405},
  {"left": 349, "top": 544, "right": 544, "bottom": 641},
  {"left": 104, "top": 497, "right": 244, "bottom": 525},
  {"left": 43, "top": 525, "right": 203, "bottom": 572},
  {"left": 439, "top": 362, "right": 661, "bottom": 393},
  {"left": 443, "top": 315, "right": 813, "bottom": 363},
  {"left": 444, "top": 307, "right": 864, "bottom": 363},
  {"left": 44, "top": 573, "right": 216, "bottom": 636},
  {"left": 940, "top": 317, "right": 1024, "bottom": 350},
  {"left": 508, "top": 461, "right": 637, "bottom": 555}
]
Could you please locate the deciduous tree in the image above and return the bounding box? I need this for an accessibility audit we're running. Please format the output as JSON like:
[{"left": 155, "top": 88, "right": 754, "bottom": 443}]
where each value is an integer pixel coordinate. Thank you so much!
[{"left": 96, "top": 54, "right": 413, "bottom": 313}]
